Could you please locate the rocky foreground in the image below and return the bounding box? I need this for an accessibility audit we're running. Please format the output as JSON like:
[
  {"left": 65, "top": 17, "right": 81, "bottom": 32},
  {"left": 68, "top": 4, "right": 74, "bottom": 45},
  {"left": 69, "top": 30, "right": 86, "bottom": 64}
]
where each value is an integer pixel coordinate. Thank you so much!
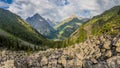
[{"left": 0, "top": 35, "right": 120, "bottom": 68}]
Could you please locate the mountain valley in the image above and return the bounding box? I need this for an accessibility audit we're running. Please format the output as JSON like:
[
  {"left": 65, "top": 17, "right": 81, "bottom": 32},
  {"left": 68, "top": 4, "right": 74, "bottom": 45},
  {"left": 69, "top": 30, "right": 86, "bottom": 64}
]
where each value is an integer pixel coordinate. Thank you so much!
[{"left": 0, "top": 5, "right": 120, "bottom": 68}]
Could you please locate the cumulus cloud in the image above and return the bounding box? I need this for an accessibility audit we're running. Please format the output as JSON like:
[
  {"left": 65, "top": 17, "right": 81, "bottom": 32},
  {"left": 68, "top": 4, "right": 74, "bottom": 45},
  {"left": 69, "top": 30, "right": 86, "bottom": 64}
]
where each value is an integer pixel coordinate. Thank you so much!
[
  {"left": 1, "top": 0, "right": 120, "bottom": 22},
  {"left": 0, "top": 1, "right": 10, "bottom": 8}
]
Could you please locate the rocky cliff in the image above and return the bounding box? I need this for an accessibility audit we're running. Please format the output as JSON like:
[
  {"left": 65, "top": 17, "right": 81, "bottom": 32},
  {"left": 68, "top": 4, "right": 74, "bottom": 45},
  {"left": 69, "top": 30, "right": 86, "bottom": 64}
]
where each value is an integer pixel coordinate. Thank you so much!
[{"left": 26, "top": 13, "right": 57, "bottom": 39}]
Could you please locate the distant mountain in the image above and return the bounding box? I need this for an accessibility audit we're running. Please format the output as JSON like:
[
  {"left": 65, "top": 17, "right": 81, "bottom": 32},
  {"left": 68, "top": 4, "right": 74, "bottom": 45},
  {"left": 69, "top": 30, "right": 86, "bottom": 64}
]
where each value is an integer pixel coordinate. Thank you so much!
[
  {"left": 26, "top": 13, "right": 57, "bottom": 39},
  {"left": 0, "top": 8, "right": 48, "bottom": 50},
  {"left": 0, "top": 6, "right": 120, "bottom": 68},
  {"left": 55, "top": 15, "right": 87, "bottom": 39},
  {"left": 46, "top": 18, "right": 54, "bottom": 27},
  {"left": 65, "top": 6, "right": 120, "bottom": 45},
  {"left": 46, "top": 19, "right": 61, "bottom": 27}
]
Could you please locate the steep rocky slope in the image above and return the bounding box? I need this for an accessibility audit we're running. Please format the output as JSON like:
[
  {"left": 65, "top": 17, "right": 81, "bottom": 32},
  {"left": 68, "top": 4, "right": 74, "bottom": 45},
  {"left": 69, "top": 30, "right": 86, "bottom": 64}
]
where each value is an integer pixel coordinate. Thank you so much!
[{"left": 0, "top": 35, "right": 119, "bottom": 68}]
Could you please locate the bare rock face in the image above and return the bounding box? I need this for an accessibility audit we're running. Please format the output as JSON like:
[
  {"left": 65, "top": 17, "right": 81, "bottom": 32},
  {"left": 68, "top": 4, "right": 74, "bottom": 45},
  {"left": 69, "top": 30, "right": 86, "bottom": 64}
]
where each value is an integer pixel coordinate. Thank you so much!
[
  {"left": 26, "top": 13, "right": 57, "bottom": 39},
  {"left": 0, "top": 35, "right": 120, "bottom": 68}
]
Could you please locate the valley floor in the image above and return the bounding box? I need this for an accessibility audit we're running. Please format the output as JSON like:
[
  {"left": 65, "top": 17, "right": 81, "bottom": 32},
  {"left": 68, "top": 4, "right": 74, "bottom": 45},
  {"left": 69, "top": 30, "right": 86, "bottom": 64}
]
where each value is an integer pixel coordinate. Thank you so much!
[{"left": 0, "top": 35, "right": 120, "bottom": 68}]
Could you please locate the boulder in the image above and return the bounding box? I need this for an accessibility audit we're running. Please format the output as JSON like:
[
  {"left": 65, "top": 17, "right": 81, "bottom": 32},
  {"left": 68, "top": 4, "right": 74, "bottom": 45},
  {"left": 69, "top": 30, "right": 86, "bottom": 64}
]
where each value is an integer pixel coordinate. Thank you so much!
[
  {"left": 105, "top": 50, "right": 112, "bottom": 58},
  {"left": 103, "top": 40, "right": 111, "bottom": 49},
  {"left": 75, "top": 58, "right": 83, "bottom": 67},
  {"left": 116, "top": 47, "right": 120, "bottom": 52},
  {"left": 90, "top": 58, "right": 98, "bottom": 64},
  {"left": 66, "top": 59, "right": 74, "bottom": 68},
  {"left": 82, "top": 60, "right": 93, "bottom": 68},
  {"left": 41, "top": 56, "right": 48, "bottom": 66},
  {"left": 115, "top": 39, "right": 120, "bottom": 47},
  {"left": 107, "top": 56, "right": 120, "bottom": 68},
  {"left": 92, "top": 63, "right": 107, "bottom": 68},
  {"left": 76, "top": 53, "right": 83, "bottom": 60},
  {"left": 1, "top": 60, "right": 15, "bottom": 68},
  {"left": 95, "top": 40, "right": 101, "bottom": 45},
  {"left": 58, "top": 56, "right": 66, "bottom": 67}
]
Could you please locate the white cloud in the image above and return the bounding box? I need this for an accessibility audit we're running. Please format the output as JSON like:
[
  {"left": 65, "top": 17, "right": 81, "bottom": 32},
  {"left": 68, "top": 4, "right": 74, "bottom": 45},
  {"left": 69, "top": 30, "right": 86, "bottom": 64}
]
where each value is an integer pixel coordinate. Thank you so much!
[
  {"left": 0, "top": 1, "right": 9, "bottom": 8},
  {"left": 4, "top": 0, "right": 120, "bottom": 22}
]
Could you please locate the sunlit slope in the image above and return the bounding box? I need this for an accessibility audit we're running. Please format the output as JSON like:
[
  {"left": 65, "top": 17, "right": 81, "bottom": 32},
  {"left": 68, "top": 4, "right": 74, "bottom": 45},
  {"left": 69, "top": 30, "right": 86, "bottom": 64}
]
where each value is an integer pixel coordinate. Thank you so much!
[{"left": 64, "top": 6, "right": 120, "bottom": 45}]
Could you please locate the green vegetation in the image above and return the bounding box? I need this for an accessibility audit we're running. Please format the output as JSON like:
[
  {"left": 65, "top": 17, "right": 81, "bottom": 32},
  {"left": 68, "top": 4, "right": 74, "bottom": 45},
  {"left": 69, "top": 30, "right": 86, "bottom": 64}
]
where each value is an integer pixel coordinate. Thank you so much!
[
  {"left": 0, "top": 29, "right": 40, "bottom": 51},
  {"left": 55, "top": 16, "right": 84, "bottom": 39},
  {"left": 0, "top": 6, "right": 120, "bottom": 51},
  {"left": 62, "top": 26, "right": 87, "bottom": 46},
  {"left": 63, "top": 6, "right": 120, "bottom": 46},
  {"left": 0, "top": 8, "right": 46, "bottom": 45},
  {"left": 0, "top": 8, "right": 51, "bottom": 51},
  {"left": 0, "top": 8, "right": 69, "bottom": 51},
  {"left": 91, "top": 6, "right": 120, "bottom": 36}
]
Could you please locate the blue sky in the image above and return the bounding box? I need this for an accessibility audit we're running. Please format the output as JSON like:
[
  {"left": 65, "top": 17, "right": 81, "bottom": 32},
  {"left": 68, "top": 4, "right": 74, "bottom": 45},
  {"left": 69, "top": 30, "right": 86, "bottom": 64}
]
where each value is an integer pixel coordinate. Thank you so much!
[
  {"left": 0, "top": 0, "right": 12, "bottom": 9},
  {"left": 0, "top": 0, "right": 120, "bottom": 22},
  {"left": 0, "top": 0, "right": 13, "bottom": 4}
]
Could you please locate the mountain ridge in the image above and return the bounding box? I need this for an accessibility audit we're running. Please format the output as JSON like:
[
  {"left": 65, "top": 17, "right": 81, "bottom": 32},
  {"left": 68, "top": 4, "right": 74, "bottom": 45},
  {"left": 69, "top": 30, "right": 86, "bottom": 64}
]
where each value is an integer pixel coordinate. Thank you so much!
[
  {"left": 0, "top": 8, "right": 49, "bottom": 50},
  {"left": 55, "top": 16, "right": 87, "bottom": 39},
  {"left": 63, "top": 5, "right": 120, "bottom": 46},
  {"left": 26, "top": 13, "right": 57, "bottom": 39}
]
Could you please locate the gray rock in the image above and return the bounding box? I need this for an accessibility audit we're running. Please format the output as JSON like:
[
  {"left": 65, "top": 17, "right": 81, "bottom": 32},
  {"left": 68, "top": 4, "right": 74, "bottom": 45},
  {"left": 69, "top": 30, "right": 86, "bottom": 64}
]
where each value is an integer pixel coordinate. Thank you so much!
[{"left": 107, "top": 56, "right": 120, "bottom": 68}]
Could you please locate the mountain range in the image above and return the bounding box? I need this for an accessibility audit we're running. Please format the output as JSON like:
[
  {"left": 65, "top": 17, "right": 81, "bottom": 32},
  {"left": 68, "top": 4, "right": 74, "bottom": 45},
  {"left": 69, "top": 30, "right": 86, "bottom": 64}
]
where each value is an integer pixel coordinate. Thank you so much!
[
  {"left": 26, "top": 14, "right": 87, "bottom": 40},
  {"left": 0, "top": 6, "right": 120, "bottom": 50},
  {"left": 0, "top": 5, "right": 120, "bottom": 68}
]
